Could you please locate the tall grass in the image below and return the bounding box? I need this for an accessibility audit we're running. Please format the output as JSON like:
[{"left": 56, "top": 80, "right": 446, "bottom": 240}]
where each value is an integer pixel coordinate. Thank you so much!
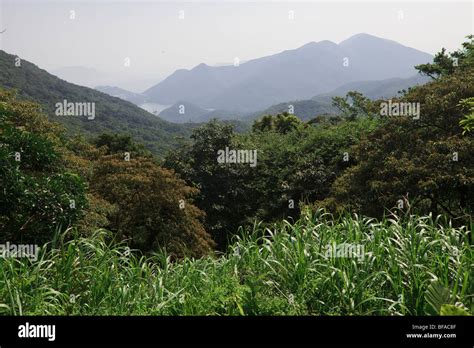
[{"left": 0, "top": 211, "right": 472, "bottom": 315}]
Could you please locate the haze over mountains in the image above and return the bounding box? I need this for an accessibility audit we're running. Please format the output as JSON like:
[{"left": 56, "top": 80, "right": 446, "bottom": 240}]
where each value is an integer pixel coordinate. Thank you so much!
[
  {"left": 93, "top": 33, "right": 432, "bottom": 123},
  {"left": 51, "top": 66, "right": 106, "bottom": 89},
  {"left": 95, "top": 86, "right": 148, "bottom": 105},
  {"left": 143, "top": 33, "right": 432, "bottom": 112},
  {"left": 0, "top": 33, "right": 434, "bottom": 139}
]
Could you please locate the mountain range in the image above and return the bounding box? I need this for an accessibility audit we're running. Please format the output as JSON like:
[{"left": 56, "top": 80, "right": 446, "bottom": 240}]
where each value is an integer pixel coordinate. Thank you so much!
[
  {"left": 94, "top": 33, "right": 432, "bottom": 123},
  {"left": 142, "top": 33, "right": 432, "bottom": 112},
  {"left": 0, "top": 33, "right": 434, "bottom": 154}
]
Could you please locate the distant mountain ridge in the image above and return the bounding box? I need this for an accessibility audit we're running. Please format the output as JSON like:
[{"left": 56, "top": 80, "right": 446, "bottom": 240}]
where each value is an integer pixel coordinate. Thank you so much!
[
  {"left": 158, "top": 101, "right": 210, "bottom": 123},
  {"left": 157, "top": 73, "right": 429, "bottom": 124},
  {"left": 247, "top": 74, "right": 430, "bottom": 121},
  {"left": 317, "top": 74, "right": 429, "bottom": 101},
  {"left": 95, "top": 85, "right": 148, "bottom": 105},
  {"left": 143, "top": 33, "right": 433, "bottom": 112},
  {"left": 158, "top": 101, "right": 245, "bottom": 124}
]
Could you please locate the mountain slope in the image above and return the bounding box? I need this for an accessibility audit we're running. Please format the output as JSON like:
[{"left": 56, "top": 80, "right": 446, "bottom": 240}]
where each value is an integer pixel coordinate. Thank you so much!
[
  {"left": 0, "top": 50, "right": 192, "bottom": 156},
  {"left": 158, "top": 101, "right": 245, "bottom": 124},
  {"left": 144, "top": 33, "right": 433, "bottom": 112},
  {"left": 245, "top": 97, "right": 336, "bottom": 122},
  {"left": 318, "top": 74, "right": 429, "bottom": 100},
  {"left": 95, "top": 85, "right": 148, "bottom": 105},
  {"left": 158, "top": 101, "right": 210, "bottom": 123},
  {"left": 248, "top": 74, "right": 430, "bottom": 121}
]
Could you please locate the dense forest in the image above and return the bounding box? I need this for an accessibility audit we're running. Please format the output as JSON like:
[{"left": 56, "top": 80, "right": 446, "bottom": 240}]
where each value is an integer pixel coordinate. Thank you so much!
[{"left": 0, "top": 37, "right": 472, "bottom": 315}]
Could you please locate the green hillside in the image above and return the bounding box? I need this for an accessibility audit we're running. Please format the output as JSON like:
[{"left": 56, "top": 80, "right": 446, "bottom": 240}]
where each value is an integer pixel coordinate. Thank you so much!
[
  {"left": 0, "top": 50, "right": 192, "bottom": 156},
  {"left": 246, "top": 96, "right": 337, "bottom": 122}
]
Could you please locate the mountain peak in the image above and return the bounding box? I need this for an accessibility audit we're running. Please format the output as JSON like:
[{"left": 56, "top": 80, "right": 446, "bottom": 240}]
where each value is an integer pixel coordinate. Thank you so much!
[
  {"left": 299, "top": 40, "right": 337, "bottom": 49},
  {"left": 193, "top": 63, "right": 209, "bottom": 70},
  {"left": 339, "top": 33, "right": 393, "bottom": 45},
  {"left": 300, "top": 41, "right": 317, "bottom": 47},
  {"left": 346, "top": 32, "right": 378, "bottom": 39}
]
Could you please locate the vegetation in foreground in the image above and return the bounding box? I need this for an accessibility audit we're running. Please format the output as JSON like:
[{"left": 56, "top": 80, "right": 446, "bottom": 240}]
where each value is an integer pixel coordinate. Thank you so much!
[{"left": 0, "top": 212, "right": 471, "bottom": 316}]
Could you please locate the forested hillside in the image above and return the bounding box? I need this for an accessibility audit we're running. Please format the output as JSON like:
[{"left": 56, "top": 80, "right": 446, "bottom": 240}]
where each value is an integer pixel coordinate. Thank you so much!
[{"left": 0, "top": 50, "right": 193, "bottom": 156}]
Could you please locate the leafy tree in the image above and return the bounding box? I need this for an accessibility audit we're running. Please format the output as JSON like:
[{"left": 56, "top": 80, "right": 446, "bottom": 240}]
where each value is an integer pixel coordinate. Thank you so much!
[
  {"left": 91, "top": 154, "right": 215, "bottom": 257},
  {"left": 458, "top": 97, "right": 474, "bottom": 134},
  {"left": 93, "top": 133, "right": 151, "bottom": 157},
  {"left": 416, "top": 35, "right": 474, "bottom": 79},
  {"left": 165, "top": 120, "right": 254, "bottom": 248},
  {"left": 252, "top": 112, "right": 303, "bottom": 134},
  {"left": 64, "top": 128, "right": 216, "bottom": 257},
  {"left": 0, "top": 90, "right": 87, "bottom": 244},
  {"left": 331, "top": 91, "right": 378, "bottom": 120},
  {"left": 252, "top": 114, "right": 274, "bottom": 132}
]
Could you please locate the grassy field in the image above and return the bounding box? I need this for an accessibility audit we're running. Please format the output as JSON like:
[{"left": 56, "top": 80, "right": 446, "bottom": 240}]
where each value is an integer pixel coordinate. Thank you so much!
[{"left": 0, "top": 211, "right": 472, "bottom": 315}]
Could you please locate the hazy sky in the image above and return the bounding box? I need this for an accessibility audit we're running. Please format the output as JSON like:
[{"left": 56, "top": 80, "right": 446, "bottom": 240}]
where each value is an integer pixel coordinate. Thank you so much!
[{"left": 1, "top": 0, "right": 472, "bottom": 92}]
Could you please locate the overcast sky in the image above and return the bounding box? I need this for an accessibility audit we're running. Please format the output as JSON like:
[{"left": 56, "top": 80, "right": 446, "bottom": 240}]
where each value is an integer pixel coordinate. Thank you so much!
[{"left": 1, "top": 0, "right": 472, "bottom": 92}]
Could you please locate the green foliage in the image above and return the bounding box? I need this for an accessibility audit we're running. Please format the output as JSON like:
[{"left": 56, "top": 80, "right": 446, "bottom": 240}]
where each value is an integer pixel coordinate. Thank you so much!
[
  {"left": 319, "top": 40, "right": 474, "bottom": 223},
  {"left": 415, "top": 48, "right": 458, "bottom": 79},
  {"left": 0, "top": 89, "right": 215, "bottom": 257},
  {"left": 252, "top": 112, "right": 303, "bottom": 134},
  {"left": 61, "top": 123, "right": 216, "bottom": 258},
  {"left": 0, "top": 90, "right": 87, "bottom": 244},
  {"left": 0, "top": 212, "right": 471, "bottom": 315},
  {"left": 458, "top": 97, "right": 474, "bottom": 134},
  {"left": 166, "top": 117, "right": 380, "bottom": 249},
  {"left": 92, "top": 133, "right": 151, "bottom": 157},
  {"left": 424, "top": 280, "right": 452, "bottom": 315},
  {"left": 424, "top": 280, "right": 472, "bottom": 316},
  {"left": 416, "top": 35, "right": 474, "bottom": 79},
  {"left": 90, "top": 154, "right": 215, "bottom": 258},
  {"left": 165, "top": 120, "right": 245, "bottom": 247},
  {"left": 331, "top": 91, "right": 378, "bottom": 120},
  {"left": 440, "top": 304, "right": 470, "bottom": 316},
  {"left": 1, "top": 36, "right": 473, "bottom": 317}
]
